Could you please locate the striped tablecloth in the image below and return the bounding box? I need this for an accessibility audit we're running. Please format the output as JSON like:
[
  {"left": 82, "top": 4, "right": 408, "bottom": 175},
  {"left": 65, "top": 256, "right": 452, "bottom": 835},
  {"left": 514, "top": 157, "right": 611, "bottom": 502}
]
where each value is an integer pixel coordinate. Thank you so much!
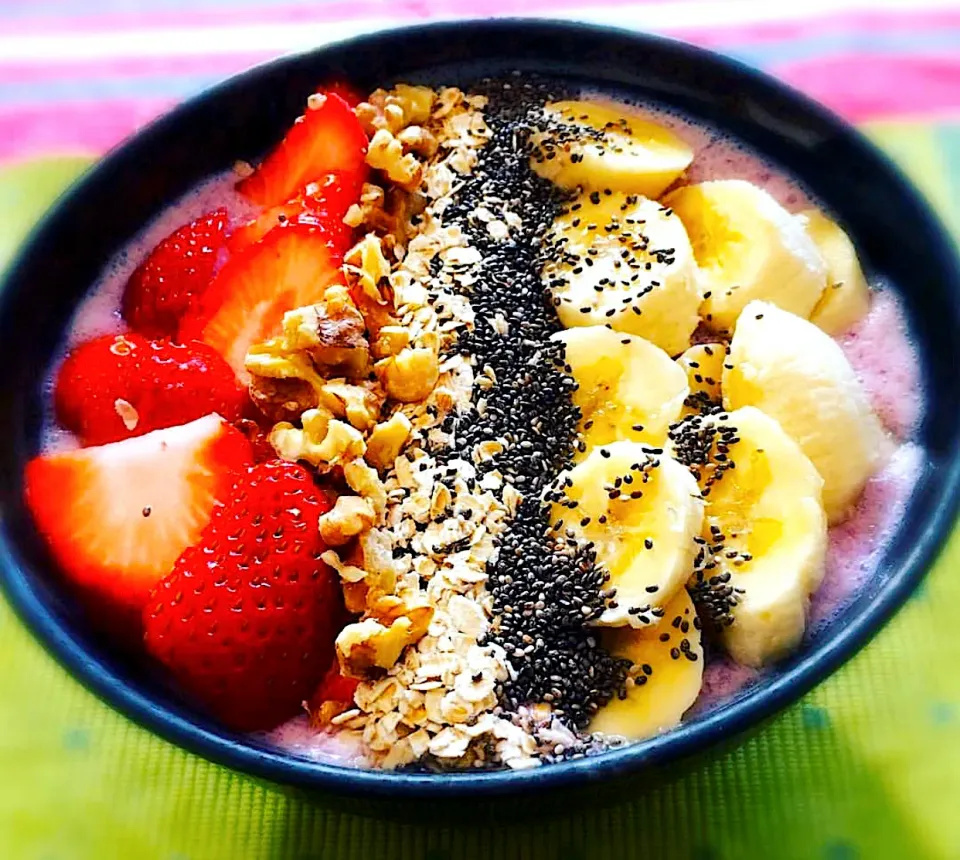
[{"left": 2, "top": 3, "right": 960, "bottom": 858}]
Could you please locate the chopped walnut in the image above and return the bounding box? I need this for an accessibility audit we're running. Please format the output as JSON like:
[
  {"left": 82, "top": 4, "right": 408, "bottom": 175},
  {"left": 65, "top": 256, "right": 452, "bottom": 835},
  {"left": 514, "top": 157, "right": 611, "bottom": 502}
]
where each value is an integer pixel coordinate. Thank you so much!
[
  {"left": 355, "top": 84, "right": 436, "bottom": 136},
  {"left": 319, "top": 495, "right": 377, "bottom": 546},
  {"left": 343, "top": 459, "right": 387, "bottom": 515},
  {"left": 248, "top": 375, "right": 318, "bottom": 424},
  {"left": 376, "top": 347, "right": 440, "bottom": 402},
  {"left": 371, "top": 325, "right": 412, "bottom": 359},
  {"left": 367, "top": 129, "right": 423, "bottom": 190},
  {"left": 317, "top": 381, "right": 382, "bottom": 431},
  {"left": 366, "top": 412, "right": 413, "bottom": 471},
  {"left": 337, "top": 617, "right": 416, "bottom": 676},
  {"left": 396, "top": 125, "right": 438, "bottom": 158},
  {"left": 269, "top": 412, "right": 364, "bottom": 470},
  {"left": 344, "top": 233, "right": 392, "bottom": 304}
]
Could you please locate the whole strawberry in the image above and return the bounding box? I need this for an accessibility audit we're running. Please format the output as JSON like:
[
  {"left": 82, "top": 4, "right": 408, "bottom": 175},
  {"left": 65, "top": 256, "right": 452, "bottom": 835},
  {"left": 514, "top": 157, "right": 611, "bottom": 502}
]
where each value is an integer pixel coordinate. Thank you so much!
[
  {"left": 122, "top": 208, "right": 227, "bottom": 337},
  {"left": 55, "top": 333, "right": 246, "bottom": 446},
  {"left": 143, "top": 460, "right": 342, "bottom": 732}
]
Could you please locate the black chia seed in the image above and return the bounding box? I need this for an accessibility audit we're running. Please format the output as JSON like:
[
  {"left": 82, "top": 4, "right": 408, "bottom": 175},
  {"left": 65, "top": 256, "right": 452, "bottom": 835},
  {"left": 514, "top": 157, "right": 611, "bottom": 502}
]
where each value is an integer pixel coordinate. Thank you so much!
[{"left": 433, "top": 77, "right": 632, "bottom": 728}]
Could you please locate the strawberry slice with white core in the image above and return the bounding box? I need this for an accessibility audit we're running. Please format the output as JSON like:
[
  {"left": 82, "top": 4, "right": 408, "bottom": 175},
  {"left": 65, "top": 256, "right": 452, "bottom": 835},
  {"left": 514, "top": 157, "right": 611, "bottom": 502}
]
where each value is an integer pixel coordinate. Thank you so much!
[
  {"left": 179, "top": 223, "right": 344, "bottom": 385},
  {"left": 237, "top": 92, "right": 368, "bottom": 210},
  {"left": 24, "top": 414, "right": 252, "bottom": 622}
]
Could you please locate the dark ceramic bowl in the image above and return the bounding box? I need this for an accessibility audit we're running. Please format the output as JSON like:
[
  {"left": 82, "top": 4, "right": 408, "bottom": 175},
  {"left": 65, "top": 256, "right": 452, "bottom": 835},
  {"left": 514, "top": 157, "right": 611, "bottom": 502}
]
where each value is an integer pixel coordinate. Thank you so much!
[{"left": 1, "top": 19, "right": 959, "bottom": 806}]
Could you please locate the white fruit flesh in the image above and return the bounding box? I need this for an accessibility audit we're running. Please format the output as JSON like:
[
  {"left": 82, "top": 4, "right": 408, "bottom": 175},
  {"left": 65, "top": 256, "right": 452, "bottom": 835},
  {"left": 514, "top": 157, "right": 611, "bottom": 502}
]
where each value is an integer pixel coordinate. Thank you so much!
[
  {"left": 544, "top": 191, "right": 701, "bottom": 356},
  {"left": 800, "top": 209, "right": 871, "bottom": 335},
  {"left": 589, "top": 588, "right": 703, "bottom": 740},
  {"left": 551, "top": 440, "right": 703, "bottom": 628},
  {"left": 554, "top": 327, "right": 688, "bottom": 455},
  {"left": 531, "top": 100, "right": 694, "bottom": 197},
  {"left": 663, "top": 180, "right": 827, "bottom": 333},
  {"left": 689, "top": 406, "right": 827, "bottom": 667},
  {"left": 723, "top": 301, "right": 886, "bottom": 524}
]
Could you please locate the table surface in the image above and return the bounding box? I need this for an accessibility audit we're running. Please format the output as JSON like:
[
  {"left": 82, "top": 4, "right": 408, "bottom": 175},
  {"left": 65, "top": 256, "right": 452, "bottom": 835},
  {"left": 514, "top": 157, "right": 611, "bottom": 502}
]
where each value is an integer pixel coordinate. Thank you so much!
[{"left": 2, "top": 2, "right": 960, "bottom": 858}]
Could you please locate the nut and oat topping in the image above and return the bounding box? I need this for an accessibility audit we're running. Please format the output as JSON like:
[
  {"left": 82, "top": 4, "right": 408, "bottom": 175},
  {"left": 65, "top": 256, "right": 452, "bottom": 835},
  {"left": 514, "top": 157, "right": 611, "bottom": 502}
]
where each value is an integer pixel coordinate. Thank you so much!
[{"left": 246, "top": 80, "right": 628, "bottom": 770}]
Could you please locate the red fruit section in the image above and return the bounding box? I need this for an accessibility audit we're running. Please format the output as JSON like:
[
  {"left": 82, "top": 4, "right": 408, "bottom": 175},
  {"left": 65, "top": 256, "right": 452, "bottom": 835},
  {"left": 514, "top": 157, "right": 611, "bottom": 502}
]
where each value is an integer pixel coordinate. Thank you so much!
[
  {"left": 122, "top": 208, "right": 228, "bottom": 338},
  {"left": 55, "top": 333, "right": 246, "bottom": 446},
  {"left": 225, "top": 188, "right": 355, "bottom": 262},
  {"left": 236, "top": 92, "right": 368, "bottom": 210},
  {"left": 24, "top": 415, "right": 253, "bottom": 630},
  {"left": 143, "top": 460, "right": 341, "bottom": 732},
  {"left": 179, "top": 223, "right": 344, "bottom": 385}
]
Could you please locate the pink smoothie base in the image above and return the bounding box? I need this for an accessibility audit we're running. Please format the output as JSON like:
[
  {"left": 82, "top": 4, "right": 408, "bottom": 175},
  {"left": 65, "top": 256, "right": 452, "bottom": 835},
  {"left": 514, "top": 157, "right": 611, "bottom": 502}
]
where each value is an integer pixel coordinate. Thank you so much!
[{"left": 46, "top": 97, "right": 925, "bottom": 766}]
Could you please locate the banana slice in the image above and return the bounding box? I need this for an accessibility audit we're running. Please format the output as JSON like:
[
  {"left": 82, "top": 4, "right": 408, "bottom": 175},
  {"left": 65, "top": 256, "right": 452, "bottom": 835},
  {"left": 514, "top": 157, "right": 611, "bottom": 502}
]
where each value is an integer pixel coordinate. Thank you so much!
[
  {"left": 663, "top": 179, "right": 827, "bottom": 333},
  {"left": 671, "top": 406, "right": 827, "bottom": 667},
  {"left": 543, "top": 190, "right": 701, "bottom": 356},
  {"left": 550, "top": 440, "right": 703, "bottom": 628},
  {"left": 723, "top": 301, "right": 886, "bottom": 524},
  {"left": 531, "top": 100, "right": 693, "bottom": 197},
  {"left": 553, "top": 327, "right": 688, "bottom": 455},
  {"left": 799, "top": 209, "right": 871, "bottom": 335},
  {"left": 589, "top": 588, "right": 703, "bottom": 740},
  {"left": 677, "top": 342, "right": 725, "bottom": 416}
]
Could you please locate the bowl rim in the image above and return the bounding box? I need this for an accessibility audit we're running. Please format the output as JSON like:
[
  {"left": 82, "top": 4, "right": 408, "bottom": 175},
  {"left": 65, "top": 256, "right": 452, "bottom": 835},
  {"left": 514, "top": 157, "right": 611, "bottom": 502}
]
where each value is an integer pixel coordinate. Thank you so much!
[{"left": 2, "top": 16, "right": 960, "bottom": 800}]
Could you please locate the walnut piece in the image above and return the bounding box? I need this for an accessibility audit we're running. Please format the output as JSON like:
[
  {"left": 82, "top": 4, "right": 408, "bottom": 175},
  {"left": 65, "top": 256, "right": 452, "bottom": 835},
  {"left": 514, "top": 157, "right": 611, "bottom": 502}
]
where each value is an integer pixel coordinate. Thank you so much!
[
  {"left": 317, "top": 381, "right": 382, "bottom": 431},
  {"left": 365, "top": 412, "right": 413, "bottom": 471},
  {"left": 247, "top": 375, "right": 318, "bottom": 424},
  {"left": 375, "top": 347, "right": 440, "bottom": 402},
  {"left": 318, "top": 495, "right": 377, "bottom": 546},
  {"left": 269, "top": 412, "right": 364, "bottom": 470},
  {"left": 366, "top": 129, "right": 423, "bottom": 190},
  {"left": 343, "top": 459, "right": 387, "bottom": 515},
  {"left": 336, "top": 617, "right": 418, "bottom": 676},
  {"left": 371, "top": 325, "right": 412, "bottom": 359}
]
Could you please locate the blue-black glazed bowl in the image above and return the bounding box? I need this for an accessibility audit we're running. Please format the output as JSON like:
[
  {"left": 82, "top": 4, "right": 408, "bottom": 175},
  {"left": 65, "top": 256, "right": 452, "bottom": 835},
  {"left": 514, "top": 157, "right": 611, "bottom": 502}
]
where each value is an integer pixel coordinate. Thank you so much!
[{"left": 1, "top": 19, "right": 959, "bottom": 808}]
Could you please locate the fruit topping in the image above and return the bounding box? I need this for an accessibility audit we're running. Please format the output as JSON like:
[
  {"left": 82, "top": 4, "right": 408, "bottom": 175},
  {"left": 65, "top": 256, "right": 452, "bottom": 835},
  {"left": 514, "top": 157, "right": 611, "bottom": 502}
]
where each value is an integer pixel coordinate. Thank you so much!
[
  {"left": 121, "top": 208, "right": 228, "bottom": 338},
  {"left": 144, "top": 460, "right": 340, "bottom": 732},
  {"left": 179, "top": 223, "right": 345, "bottom": 386},
  {"left": 542, "top": 190, "right": 701, "bottom": 356},
  {"left": 55, "top": 333, "right": 246, "bottom": 446},
  {"left": 589, "top": 588, "right": 703, "bottom": 740},
  {"left": 723, "top": 301, "right": 887, "bottom": 523},
  {"left": 226, "top": 172, "right": 361, "bottom": 259},
  {"left": 237, "top": 91, "right": 368, "bottom": 210},
  {"left": 663, "top": 179, "right": 828, "bottom": 333},
  {"left": 24, "top": 414, "right": 252, "bottom": 629},
  {"left": 531, "top": 100, "right": 694, "bottom": 197}
]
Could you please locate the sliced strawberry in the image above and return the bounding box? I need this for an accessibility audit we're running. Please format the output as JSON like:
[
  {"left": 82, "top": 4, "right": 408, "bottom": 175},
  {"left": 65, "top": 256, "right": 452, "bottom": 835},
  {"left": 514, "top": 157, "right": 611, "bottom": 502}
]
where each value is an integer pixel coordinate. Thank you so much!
[
  {"left": 144, "top": 460, "right": 340, "bottom": 732},
  {"left": 179, "top": 223, "right": 344, "bottom": 385},
  {"left": 225, "top": 181, "right": 357, "bottom": 261},
  {"left": 236, "top": 418, "right": 278, "bottom": 464},
  {"left": 323, "top": 80, "right": 363, "bottom": 108},
  {"left": 122, "top": 208, "right": 228, "bottom": 338},
  {"left": 55, "top": 334, "right": 246, "bottom": 447},
  {"left": 236, "top": 92, "right": 368, "bottom": 210},
  {"left": 24, "top": 415, "right": 253, "bottom": 631}
]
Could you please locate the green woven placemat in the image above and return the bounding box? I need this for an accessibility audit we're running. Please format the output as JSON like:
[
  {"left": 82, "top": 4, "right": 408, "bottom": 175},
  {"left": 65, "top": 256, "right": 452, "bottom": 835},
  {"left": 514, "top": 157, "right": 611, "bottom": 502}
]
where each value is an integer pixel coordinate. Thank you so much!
[{"left": 1, "top": 124, "right": 959, "bottom": 860}]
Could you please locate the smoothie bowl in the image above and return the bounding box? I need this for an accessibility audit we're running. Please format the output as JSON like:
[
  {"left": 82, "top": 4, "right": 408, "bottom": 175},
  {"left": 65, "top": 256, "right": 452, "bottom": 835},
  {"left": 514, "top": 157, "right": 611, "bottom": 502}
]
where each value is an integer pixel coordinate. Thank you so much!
[{"left": 1, "top": 21, "right": 959, "bottom": 800}]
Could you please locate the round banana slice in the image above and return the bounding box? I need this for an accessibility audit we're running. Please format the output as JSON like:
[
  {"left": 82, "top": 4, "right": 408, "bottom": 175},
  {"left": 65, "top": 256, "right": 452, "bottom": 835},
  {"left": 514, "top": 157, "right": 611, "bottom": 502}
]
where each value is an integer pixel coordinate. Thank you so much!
[
  {"left": 799, "top": 209, "right": 871, "bottom": 335},
  {"left": 531, "top": 100, "right": 694, "bottom": 197},
  {"left": 677, "top": 342, "right": 726, "bottom": 416},
  {"left": 723, "top": 301, "right": 886, "bottom": 524},
  {"left": 553, "top": 327, "right": 688, "bottom": 456},
  {"left": 663, "top": 179, "right": 828, "bottom": 333},
  {"left": 543, "top": 190, "right": 701, "bottom": 356},
  {"left": 550, "top": 440, "right": 703, "bottom": 628},
  {"left": 589, "top": 587, "right": 703, "bottom": 741},
  {"left": 671, "top": 406, "right": 827, "bottom": 667}
]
